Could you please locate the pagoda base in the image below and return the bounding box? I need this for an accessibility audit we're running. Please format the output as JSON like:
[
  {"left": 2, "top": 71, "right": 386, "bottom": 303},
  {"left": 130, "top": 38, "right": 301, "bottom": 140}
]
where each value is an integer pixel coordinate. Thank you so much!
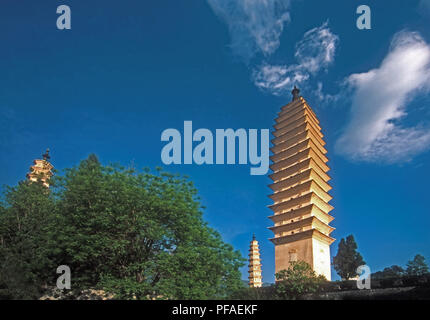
[{"left": 275, "top": 236, "right": 332, "bottom": 281}]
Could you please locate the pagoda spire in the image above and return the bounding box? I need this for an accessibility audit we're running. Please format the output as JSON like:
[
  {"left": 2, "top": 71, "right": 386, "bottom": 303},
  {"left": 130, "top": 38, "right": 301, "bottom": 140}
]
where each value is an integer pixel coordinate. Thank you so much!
[
  {"left": 42, "top": 148, "right": 51, "bottom": 161},
  {"left": 291, "top": 85, "right": 300, "bottom": 101},
  {"left": 248, "top": 235, "right": 263, "bottom": 288},
  {"left": 27, "top": 149, "right": 54, "bottom": 188}
]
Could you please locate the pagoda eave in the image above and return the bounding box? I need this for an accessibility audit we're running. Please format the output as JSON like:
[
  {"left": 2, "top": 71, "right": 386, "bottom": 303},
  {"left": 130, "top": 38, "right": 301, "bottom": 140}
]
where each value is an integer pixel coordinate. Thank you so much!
[
  {"left": 269, "top": 229, "right": 335, "bottom": 246},
  {"left": 268, "top": 216, "right": 335, "bottom": 235},
  {"left": 268, "top": 204, "right": 335, "bottom": 224}
]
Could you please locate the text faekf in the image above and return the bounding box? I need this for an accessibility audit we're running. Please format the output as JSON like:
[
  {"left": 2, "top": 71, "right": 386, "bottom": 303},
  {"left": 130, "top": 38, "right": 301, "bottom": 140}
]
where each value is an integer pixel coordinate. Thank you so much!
[{"left": 161, "top": 121, "right": 269, "bottom": 176}]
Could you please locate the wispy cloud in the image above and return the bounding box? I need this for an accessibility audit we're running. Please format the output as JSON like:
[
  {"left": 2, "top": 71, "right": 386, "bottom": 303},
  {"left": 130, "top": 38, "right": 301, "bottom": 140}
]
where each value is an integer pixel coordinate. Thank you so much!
[
  {"left": 252, "top": 63, "right": 309, "bottom": 96},
  {"left": 314, "top": 81, "right": 340, "bottom": 104},
  {"left": 207, "top": 0, "right": 292, "bottom": 61},
  {"left": 207, "top": 2, "right": 339, "bottom": 99},
  {"left": 336, "top": 31, "right": 430, "bottom": 163},
  {"left": 252, "top": 22, "right": 339, "bottom": 95},
  {"left": 294, "top": 22, "right": 338, "bottom": 74}
]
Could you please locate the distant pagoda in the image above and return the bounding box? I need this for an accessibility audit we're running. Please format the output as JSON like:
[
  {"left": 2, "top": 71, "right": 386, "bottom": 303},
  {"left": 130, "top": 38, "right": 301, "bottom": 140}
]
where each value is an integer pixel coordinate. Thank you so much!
[
  {"left": 248, "top": 234, "right": 263, "bottom": 288},
  {"left": 27, "top": 149, "right": 54, "bottom": 188},
  {"left": 268, "top": 87, "right": 335, "bottom": 281}
]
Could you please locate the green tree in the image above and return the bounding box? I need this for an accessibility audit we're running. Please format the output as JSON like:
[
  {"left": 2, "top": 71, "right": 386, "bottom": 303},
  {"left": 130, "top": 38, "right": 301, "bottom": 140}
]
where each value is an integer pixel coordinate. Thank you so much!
[
  {"left": 0, "top": 180, "right": 57, "bottom": 299},
  {"left": 372, "top": 265, "right": 404, "bottom": 280},
  {"left": 275, "top": 261, "right": 326, "bottom": 300},
  {"left": 0, "top": 155, "right": 245, "bottom": 299},
  {"left": 406, "top": 254, "right": 429, "bottom": 276},
  {"left": 54, "top": 155, "right": 245, "bottom": 299},
  {"left": 332, "top": 235, "right": 365, "bottom": 280}
]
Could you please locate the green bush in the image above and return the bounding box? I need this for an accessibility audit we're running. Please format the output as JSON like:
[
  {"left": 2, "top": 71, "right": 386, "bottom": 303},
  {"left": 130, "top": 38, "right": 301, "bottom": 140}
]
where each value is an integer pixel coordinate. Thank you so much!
[{"left": 275, "top": 261, "right": 326, "bottom": 299}]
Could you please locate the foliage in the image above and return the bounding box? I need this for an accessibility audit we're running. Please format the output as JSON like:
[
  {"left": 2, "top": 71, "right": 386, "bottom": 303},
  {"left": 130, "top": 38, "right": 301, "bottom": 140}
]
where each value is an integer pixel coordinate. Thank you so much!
[
  {"left": 229, "top": 284, "right": 276, "bottom": 300},
  {"left": 371, "top": 255, "right": 429, "bottom": 282},
  {"left": 332, "top": 235, "right": 365, "bottom": 280},
  {"left": 372, "top": 265, "right": 404, "bottom": 280},
  {"left": 0, "top": 181, "right": 58, "bottom": 299},
  {"left": 406, "top": 254, "right": 429, "bottom": 276},
  {"left": 275, "top": 261, "right": 326, "bottom": 300},
  {"left": 0, "top": 155, "right": 245, "bottom": 299}
]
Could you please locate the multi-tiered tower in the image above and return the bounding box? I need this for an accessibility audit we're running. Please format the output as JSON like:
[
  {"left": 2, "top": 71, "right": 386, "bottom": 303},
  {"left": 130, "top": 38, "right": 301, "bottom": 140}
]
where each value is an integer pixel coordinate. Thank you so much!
[
  {"left": 268, "top": 87, "right": 334, "bottom": 280},
  {"left": 27, "top": 149, "right": 54, "bottom": 188},
  {"left": 248, "top": 235, "right": 263, "bottom": 288}
]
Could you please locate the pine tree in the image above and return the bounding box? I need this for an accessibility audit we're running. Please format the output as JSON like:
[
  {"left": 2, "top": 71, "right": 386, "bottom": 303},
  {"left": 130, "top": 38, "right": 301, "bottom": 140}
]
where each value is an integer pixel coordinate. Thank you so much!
[{"left": 332, "top": 235, "right": 365, "bottom": 280}]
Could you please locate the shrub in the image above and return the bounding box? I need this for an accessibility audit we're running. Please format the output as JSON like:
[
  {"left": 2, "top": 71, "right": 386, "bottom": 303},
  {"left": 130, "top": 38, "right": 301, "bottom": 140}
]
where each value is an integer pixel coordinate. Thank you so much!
[{"left": 275, "top": 261, "right": 326, "bottom": 299}]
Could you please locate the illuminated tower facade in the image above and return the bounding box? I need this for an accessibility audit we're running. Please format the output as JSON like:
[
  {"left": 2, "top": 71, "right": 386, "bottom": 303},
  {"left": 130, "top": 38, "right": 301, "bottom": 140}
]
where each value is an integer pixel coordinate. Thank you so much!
[
  {"left": 248, "top": 235, "right": 263, "bottom": 288},
  {"left": 268, "top": 87, "right": 334, "bottom": 280},
  {"left": 27, "top": 149, "right": 54, "bottom": 188}
]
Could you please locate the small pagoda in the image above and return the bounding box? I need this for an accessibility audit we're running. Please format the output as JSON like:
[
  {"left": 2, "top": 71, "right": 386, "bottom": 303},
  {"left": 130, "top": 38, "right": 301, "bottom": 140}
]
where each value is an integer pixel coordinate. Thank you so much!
[
  {"left": 248, "top": 234, "right": 263, "bottom": 288},
  {"left": 27, "top": 149, "right": 54, "bottom": 188}
]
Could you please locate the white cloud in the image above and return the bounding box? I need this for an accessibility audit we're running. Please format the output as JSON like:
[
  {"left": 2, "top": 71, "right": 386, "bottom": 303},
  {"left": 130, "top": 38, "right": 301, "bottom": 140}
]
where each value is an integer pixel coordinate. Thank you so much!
[
  {"left": 294, "top": 23, "right": 338, "bottom": 74},
  {"left": 314, "top": 81, "right": 340, "bottom": 104},
  {"left": 336, "top": 31, "right": 430, "bottom": 163},
  {"left": 252, "top": 64, "right": 308, "bottom": 96},
  {"left": 252, "top": 22, "right": 339, "bottom": 95},
  {"left": 207, "top": 3, "right": 339, "bottom": 99},
  {"left": 207, "top": 0, "right": 292, "bottom": 60}
]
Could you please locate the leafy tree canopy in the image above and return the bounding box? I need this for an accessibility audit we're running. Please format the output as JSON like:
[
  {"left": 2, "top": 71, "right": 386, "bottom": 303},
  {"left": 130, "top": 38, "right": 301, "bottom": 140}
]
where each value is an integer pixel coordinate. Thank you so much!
[
  {"left": 0, "top": 155, "right": 245, "bottom": 299},
  {"left": 0, "top": 180, "right": 57, "bottom": 299}
]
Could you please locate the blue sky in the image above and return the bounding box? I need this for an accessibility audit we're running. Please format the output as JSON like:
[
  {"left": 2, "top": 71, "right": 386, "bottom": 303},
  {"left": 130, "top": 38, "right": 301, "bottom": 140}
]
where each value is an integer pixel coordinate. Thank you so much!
[{"left": 1, "top": 0, "right": 430, "bottom": 282}]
